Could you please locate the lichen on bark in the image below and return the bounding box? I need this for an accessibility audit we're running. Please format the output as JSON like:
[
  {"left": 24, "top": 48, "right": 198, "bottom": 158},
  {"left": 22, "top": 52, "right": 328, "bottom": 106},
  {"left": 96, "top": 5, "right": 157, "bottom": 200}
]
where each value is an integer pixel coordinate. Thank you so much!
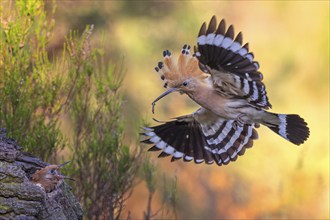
[{"left": 0, "top": 128, "right": 83, "bottom": 220}]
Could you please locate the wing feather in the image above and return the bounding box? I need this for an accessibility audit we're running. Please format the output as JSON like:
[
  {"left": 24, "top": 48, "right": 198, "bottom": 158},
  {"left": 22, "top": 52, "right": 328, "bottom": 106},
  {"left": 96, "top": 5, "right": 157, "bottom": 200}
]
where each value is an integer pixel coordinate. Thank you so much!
[
  {"left": 195, "top": 16, "right": 271, "bottom": 109},
  {"left": 142, "top": 108, "right": 258, "bottom": 166}
]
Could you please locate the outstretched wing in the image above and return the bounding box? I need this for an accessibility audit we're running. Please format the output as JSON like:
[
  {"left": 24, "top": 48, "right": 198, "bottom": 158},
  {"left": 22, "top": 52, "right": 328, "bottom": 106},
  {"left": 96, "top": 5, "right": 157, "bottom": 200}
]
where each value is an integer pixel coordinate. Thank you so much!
[
  {"left": 195, "top": 16, "right": 271, "bottom": 109},
  {"left": 142, "top": 108, "right": 258, "bottom": 166}
]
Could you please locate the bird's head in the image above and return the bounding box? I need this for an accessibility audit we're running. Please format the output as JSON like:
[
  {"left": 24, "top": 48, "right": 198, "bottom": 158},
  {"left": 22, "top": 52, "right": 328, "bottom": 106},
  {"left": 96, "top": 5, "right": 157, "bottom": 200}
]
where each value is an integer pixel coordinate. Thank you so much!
[
  {"left": 152, "top": 45, "right": 208, "bottom": 113},
  {"left": 31, "top": 161, "right": 72, "bottom": 192}
]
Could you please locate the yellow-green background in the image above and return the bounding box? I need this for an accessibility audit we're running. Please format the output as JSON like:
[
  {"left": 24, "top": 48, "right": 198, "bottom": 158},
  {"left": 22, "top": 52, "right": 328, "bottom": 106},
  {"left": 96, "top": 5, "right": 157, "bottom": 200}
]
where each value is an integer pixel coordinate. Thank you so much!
[{"left": 18, "top": 1, "right": 330, "bottom": 219}]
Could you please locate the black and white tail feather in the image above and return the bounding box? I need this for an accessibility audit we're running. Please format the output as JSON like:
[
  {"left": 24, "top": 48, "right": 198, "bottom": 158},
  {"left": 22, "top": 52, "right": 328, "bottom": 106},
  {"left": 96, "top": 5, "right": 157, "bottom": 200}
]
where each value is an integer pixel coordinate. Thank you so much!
[
  {"left": 142, "top": 111, "right": 309, "bottom": 166},
  {"left": 263, "top": 113, "right": 309, "bottom": 145},
  {"left": 142, "top": 16, "right": 310, "bottom": 166},
  {"left": 193, "top": 16, "right": 309, "bottom": 146}
]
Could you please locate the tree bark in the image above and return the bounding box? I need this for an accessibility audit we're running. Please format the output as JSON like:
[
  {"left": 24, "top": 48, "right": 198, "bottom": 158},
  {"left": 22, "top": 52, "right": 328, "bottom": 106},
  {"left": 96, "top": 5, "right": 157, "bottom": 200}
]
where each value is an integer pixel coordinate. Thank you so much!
[{"left": 0, "top": 128, "right": 83, "bottom": 220}]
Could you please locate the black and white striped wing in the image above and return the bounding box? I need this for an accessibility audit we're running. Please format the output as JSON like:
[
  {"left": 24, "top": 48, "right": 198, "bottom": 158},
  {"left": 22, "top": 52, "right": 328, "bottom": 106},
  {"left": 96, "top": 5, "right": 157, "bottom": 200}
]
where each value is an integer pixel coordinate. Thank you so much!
[
  {"left": 195, "top": 16, "right": 271, "bottom": 109},
  {"left": 142, "top": 108, "right": 258, "bottom": 166}
]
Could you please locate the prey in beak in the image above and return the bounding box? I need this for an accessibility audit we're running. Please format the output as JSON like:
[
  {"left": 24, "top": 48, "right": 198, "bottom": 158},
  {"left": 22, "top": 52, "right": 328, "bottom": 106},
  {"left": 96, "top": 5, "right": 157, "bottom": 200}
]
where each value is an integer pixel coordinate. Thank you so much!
[{"left": 152, "top": 87, "right": 177, "bottom": 114}]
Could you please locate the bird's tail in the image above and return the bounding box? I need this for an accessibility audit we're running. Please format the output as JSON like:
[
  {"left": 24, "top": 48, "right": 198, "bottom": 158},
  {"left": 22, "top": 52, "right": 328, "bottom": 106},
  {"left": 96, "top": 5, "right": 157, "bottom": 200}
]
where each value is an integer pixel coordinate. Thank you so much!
[{"left": 261, "top": 112, "right": 310, "bottom": 145}]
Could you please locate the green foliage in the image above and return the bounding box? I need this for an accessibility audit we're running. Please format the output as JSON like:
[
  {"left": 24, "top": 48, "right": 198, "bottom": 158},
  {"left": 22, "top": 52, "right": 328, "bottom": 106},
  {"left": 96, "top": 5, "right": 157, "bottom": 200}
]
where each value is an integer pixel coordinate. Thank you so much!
[
  {"left": 161, "top": 174, "right": 178, "bottom": 219},
  {"left": 143, "top": 157, "right": 157, "bottom": 195},
  {"left": 0, "top": 0, "right": 63, "bottom": 160},
  {"left": 143, "top": 157, "right": 157, "bottom": 220},
  {"left": 1, "top": 1, "right": 177, "bottom": 219},
  {"left": 142, "top": 156, "right": 178, "bottom": 220},
  {"left": 63, "top": 25, "right": 142, "bottom": 220}
]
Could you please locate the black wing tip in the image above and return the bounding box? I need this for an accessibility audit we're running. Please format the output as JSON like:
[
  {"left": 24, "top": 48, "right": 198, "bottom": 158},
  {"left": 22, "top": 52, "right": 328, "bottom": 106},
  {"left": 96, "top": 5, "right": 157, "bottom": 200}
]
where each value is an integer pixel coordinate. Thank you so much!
[
  {"left": 243, "top": 43, "right": 249, "bottom": 51},
  {"left": 141, "top": 139, "right": 153, "bottom": 144},
  {"left": 235, "top": 32, "right": 243, "bottom": 44},
  {"left": 196, "top": 16, "right": 261, "bottom": 81},
  {"left": 216, "top": 18, "right": 226, "bottom": 35},
  {"left": 158, "top": 152, "right": 171, "bottom": 158},
  {"left": 225, "top": 25, "right": 235, "bottom": 38},
  {"left": 198, "top": 22, "right": 207, "bottom": 37},
  {"left": 206, "top": 16, "right": 217, "bottom": 34},
  {"left": 148, "top": 146, "right": 161, "bottom": 152},
  {"left": 201, "top": 16, "right": 229, "bottom": 36},
  {"left": 171, "top": 156, "right": 181, "bottom": 162},
  {"left": 143, "top": 113, "right": 259, "bottom": 167},
  {"left": 142, "top": 117, "right": 212, "bottom": 166}
]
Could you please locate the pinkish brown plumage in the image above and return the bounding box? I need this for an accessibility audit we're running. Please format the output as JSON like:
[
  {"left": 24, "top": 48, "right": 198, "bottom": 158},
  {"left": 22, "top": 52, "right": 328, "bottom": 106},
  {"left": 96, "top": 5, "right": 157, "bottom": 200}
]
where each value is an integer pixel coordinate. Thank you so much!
[
  {"left": 31, "top": 161, "right": 71, "bottom": 193},
  {"left": 143, "top": 16, "right": 310, "bottom": 166}
]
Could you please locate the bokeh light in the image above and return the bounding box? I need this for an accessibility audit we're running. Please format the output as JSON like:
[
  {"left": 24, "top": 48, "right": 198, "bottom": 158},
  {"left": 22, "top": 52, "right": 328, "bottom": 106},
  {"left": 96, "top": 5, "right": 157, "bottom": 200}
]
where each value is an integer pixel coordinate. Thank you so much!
[{"left": 48, "top": 1, "right": 329, "bottom": 219}]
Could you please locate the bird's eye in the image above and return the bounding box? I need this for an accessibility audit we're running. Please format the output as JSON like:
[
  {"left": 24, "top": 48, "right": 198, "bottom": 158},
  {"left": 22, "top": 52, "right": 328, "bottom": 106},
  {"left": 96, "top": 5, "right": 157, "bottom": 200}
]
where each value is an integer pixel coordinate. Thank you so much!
[{"left": 182, "top": 81, "right": 188, "bottom": 86}]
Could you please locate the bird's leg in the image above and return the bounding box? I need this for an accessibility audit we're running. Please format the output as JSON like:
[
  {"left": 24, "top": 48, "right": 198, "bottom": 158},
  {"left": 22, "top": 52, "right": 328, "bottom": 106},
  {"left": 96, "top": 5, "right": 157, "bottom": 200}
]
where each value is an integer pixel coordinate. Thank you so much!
[{"left": 233, "top": 113, "right": 248, "bottom": 129}]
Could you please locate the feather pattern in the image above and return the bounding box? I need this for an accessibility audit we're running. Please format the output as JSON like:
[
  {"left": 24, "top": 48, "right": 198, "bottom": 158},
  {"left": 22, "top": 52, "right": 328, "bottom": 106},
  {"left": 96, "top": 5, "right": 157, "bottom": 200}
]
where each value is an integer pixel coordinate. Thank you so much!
[
  {"left": 143, "top": 16, "right": 310, "bottom": 167},
  {"left": 142, "top": 108, "right": 258, "bottom": 166},
  {"left": 195, "top": 16, "right": 271, "bottom": 109}
]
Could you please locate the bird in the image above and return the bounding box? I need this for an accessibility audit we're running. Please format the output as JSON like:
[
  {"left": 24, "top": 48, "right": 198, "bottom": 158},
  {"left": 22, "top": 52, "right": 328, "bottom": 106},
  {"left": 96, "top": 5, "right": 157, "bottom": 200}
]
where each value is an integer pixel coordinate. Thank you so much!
[
  {"left": 142, "top": 16, "right": 310, "bottom": 166},
  {"left": 31, "top": 161, "right": 72, "bottom": 193}
]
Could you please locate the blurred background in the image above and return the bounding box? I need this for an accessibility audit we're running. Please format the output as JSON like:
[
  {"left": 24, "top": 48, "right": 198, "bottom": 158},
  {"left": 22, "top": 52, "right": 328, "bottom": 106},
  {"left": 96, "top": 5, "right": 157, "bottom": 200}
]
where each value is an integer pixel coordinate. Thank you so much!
[{"left": 11, "top": 0, "right": 330, "bottom": 219}]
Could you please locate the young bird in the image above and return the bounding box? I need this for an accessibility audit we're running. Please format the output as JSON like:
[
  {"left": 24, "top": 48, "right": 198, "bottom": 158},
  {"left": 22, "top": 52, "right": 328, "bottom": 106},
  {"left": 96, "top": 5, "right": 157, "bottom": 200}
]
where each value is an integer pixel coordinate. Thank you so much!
[
  {"left": 31, "top": 161, "right": 71, "bottom": 193},
  {"left": 142, "top": 16, "right": 310, "bottom": 166}
]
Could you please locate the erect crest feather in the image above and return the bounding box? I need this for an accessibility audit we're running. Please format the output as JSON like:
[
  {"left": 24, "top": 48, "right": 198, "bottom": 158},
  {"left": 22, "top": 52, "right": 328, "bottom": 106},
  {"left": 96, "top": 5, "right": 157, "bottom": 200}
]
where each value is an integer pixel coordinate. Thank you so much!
[{"left": 154, "top": 45, "right": 207, "bottom": 88}]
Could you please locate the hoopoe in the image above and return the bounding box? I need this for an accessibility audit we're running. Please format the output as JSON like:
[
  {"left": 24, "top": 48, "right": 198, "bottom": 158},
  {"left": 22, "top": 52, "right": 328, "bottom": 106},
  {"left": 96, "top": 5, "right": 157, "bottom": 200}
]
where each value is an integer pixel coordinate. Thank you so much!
[
  {"left": 142, "top": 16, "right": 310, "bottom": 166},
  {"left": 31, "top": 161, "right": 71, "bottom": 193}
]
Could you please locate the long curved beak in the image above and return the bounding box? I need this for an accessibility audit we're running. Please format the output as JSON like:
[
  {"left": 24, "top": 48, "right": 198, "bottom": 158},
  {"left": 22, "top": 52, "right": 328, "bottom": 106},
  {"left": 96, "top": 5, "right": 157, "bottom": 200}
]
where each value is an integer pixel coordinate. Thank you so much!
[
  {"left": 58, "top": 160, "right": 71, "bottom": 168},
  {"left": 57, "top": 161, "right": 75, "bottom": 181},
  {"left": 152, "top": 87, "right": 177, "bottom": 114},
  {"left": 64, "top": 176, "right": 76, "bottom": 181}
]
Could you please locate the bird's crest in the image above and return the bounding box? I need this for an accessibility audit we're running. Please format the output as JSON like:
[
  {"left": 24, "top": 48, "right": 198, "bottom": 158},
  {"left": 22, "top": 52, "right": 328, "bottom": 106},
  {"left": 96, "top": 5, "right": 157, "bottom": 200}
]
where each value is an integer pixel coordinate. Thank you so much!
[
  {"left": 144, "top": 15, "right": 310, "bottom": 166},
  {"left": 154, "top": 45, "right": 207, "bottom": 88}
]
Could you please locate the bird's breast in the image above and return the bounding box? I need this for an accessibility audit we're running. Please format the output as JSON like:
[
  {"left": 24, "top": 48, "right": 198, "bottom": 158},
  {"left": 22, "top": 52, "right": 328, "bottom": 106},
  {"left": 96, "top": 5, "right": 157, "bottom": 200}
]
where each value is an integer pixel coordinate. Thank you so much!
[{"left": 188, "top": 87, "right": 236, "bottom": 119}]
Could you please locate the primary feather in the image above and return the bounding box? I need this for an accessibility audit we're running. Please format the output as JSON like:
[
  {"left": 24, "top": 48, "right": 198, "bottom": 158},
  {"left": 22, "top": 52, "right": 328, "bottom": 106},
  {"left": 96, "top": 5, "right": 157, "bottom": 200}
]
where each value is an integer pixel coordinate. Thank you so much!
[
  {"left": 195, "top": 16, "right": 271, "bottom": 109},
  {"left": 143, "top": 16, "right": 309, "bottom": 166}
]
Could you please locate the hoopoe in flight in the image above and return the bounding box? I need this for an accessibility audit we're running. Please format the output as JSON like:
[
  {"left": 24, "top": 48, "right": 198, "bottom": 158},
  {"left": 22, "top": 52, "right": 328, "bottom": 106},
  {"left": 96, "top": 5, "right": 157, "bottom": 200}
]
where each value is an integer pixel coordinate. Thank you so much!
[
  {"left": 142, "top": 16, "right": 310, "bottom": 166},
  {"left": 31, "top": 161, "right": 71, "bottom": 193}
]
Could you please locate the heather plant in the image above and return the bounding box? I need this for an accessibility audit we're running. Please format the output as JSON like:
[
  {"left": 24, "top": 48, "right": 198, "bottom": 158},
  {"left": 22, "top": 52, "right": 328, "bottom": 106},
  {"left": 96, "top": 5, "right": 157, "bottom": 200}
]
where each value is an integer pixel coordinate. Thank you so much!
[
  {"left": 0, "top": 1, "right": 177, "bottom": 219},
  {"left": 0, "top": 0, "right": 63, "bottom": 160},
  {"left": 63, "top": 25, "right": 142, "bottom": 219},
  {"left": 143, "top": 158, "right": 178, "bottom": 220}
]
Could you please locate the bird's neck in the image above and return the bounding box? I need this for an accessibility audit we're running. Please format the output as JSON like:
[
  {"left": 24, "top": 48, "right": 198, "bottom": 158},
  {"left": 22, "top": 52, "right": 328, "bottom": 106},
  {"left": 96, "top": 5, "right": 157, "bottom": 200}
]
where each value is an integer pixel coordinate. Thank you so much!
[
  {"left": 186, "top": 77, "right": 214, "bottom": 103},
  {"left": 186, "top": 77, "right": 231, "bottom": 118}
]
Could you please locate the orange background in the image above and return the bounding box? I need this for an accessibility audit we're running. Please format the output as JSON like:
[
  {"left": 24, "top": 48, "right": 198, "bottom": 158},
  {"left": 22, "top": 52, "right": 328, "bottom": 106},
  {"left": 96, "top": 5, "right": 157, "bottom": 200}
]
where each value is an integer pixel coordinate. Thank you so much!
[{"left": 40, "top": 1, "right": 330, "bottom": 219}]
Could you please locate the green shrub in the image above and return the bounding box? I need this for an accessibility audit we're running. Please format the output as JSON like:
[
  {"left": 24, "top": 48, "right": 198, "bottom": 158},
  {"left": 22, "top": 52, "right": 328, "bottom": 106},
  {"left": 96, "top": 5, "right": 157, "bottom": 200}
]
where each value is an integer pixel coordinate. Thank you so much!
[
  {"left": 0, "top": 0, "right": 63, "bottom": 160},
  {"left": 64, "top": 25, "right": 142, "bottom": 219},
  {"left": 0, "top": 1, "right": 176, "bottom": 219}
]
